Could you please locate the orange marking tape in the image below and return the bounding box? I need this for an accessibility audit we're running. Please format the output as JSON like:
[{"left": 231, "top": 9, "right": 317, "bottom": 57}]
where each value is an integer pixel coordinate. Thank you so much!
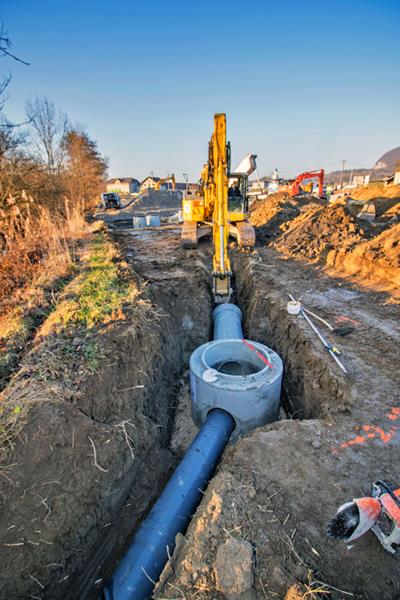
[{"left": 334, "top": 406, "right": 400, "bottom": 452}]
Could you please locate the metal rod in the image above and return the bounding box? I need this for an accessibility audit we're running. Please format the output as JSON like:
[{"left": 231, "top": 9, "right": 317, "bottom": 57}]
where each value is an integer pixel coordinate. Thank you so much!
[
  {"left": 289, "top": 294, "right": 347, "bottom": 374},
  {"left": 219, "top": 224, "right": 224, "bottom": 272}
]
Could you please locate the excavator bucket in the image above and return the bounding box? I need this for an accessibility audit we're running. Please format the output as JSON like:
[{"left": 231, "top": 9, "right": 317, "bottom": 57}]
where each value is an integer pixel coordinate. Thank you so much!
[
  {"left": 213, "top": 274, "right": 231, "bottom": 304},
  {"left": 231, "top": 221, "right": 256, "bottom": 248}
]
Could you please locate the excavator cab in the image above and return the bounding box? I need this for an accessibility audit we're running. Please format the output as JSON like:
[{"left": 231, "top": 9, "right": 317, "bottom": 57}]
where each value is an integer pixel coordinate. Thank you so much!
[{"left": 228, "top": 174, "right": 249, "bottom": 215}]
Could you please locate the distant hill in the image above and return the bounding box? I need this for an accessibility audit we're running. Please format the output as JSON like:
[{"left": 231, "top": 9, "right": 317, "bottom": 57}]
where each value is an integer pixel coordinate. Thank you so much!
[
  {"left": 373, "top": 146, "right": 400, "bottom": 171},
  {"left": 326, "top": 145, "right": 400, "bottom": 184}
]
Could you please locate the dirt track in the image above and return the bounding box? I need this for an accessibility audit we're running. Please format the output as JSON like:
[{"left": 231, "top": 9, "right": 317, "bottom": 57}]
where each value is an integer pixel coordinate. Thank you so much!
[{"left": 1, "top": 191, "right": 399, "bottom": 599}]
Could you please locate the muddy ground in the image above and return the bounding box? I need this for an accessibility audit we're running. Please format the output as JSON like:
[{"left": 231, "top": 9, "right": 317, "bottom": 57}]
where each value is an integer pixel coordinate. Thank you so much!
[{"left": 1, "top": 190, "right": 399, "bottom": 599}]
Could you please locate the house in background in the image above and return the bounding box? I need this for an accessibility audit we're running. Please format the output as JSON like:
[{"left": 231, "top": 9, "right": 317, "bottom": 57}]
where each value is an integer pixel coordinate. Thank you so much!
[
  {"left": 176, "top": 182, "right": 198, "bottom": 194},
  {"left": 140, "top": 176, "right": 163, "bottom": 190},
  {"left": 394, "top": 171, "right": 400, "bottom": 185},
  {"left": 106, "top": 178, "right": 140, "bottom": 193},
  {"left": 353, "top": 174, "right": 370, "bottom": 187}
]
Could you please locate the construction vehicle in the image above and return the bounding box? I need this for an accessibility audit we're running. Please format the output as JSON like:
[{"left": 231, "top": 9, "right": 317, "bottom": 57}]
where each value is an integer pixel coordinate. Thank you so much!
[
  {"left": 155, "top": 174, "right": 176, "bottom": 191},
  {"left": 101, "top": 192, "right": 122, "bottom": 209},
  {"left": 181, "top": 113, "right": 256, "bottom": 302},
  {"left": 290, "top": 169, "right": 325, "bottom": 198}
]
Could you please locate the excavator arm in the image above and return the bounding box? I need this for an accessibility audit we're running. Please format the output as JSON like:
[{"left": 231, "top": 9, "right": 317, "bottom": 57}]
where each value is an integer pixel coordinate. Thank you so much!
[
  {"left": 155, "top": 174, "right": 176, "bottom": 190},
  {"left": 181, "top": 114, "right": 255, "bottom": 302},
  {"left": 208, "top": 114, "right": 231, "bottom": 301},
  {"left": 291, "top": 169, "right": 325, "bottom": 198}
]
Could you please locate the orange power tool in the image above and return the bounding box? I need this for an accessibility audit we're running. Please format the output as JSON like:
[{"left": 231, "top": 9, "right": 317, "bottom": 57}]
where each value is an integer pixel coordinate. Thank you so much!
[{"left": 327, "top": 480, "right": 400, "bottom": 554}]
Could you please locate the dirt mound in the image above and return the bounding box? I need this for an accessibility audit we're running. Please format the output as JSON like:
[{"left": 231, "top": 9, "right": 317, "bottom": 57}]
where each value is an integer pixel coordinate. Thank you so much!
[
  {"left": 273, "top": 203, "right": 367, "bottom": 262},
  {"left": 133, "top": 190, "right": 181, "bottom": 210},
  {"left": 327, "top": 222, "right": 400, "bottom": 297},
  {"left": 350, "top": 183, "right": 400, "bottom": 201},
  {"left": 250, "top": 192, "right": 322, "bottom": 242},
  {"left": 359, "top": 197, "right": 400, "bottom": 219}
]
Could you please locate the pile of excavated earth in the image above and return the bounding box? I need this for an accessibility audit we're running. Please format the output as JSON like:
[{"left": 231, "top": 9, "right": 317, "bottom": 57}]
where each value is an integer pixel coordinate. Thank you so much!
[
  {"left": 250, "top": 191, "right": 400, "bottom": 298},
  {"left": 0, "top": 189, "right": 399, "bottom": 600}
]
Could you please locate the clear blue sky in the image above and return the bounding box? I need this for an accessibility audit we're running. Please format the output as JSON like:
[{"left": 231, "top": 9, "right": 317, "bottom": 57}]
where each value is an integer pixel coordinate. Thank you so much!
[{"left": 2, "top": 0, "right": 399, "bottom": 180}]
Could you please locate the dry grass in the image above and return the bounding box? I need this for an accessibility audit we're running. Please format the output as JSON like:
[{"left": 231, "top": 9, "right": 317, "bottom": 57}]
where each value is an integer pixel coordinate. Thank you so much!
[
  {"left": 41, "top": 231, "right": 145, "bottom": 333},
  {"left": 0, "top": 230, "right": 153, "bottom": 464},
  {"left": 0, "top": 199, "right": 88, "bottom": 307},
  {"left": 0, "top": 200, "right": 90, "bottom": 387}
]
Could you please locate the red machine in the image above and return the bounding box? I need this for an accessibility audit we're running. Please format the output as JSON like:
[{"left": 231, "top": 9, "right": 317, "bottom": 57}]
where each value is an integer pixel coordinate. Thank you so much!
[{"left": 290, "top": 169, "right": 325, "bottom": 198}]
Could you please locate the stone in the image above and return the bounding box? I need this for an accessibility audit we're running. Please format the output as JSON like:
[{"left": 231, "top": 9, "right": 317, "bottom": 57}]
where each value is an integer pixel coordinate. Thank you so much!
[{"left": 213, "top": 536, "right": 254, "bottom": 599}]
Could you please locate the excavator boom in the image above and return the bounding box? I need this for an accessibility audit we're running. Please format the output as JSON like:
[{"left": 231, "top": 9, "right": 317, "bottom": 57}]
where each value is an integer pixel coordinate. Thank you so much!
[
  {"left": 155, "top": 174, "right": 176, "bottom": 190},
  {"left": 208, "top": 114, "right": 231, "bottom": 300},
  {"left": 181, "top": 114, "right": 256, "bottom": 303}
]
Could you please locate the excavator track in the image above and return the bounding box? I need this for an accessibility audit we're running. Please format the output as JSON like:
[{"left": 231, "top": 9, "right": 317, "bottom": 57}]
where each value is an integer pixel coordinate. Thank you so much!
[
  {"left": 181, "top": 221, "right": 198, "bottom": 248},
  {"left": 232, "top": 221, "right": 256, "bottom": 249}
]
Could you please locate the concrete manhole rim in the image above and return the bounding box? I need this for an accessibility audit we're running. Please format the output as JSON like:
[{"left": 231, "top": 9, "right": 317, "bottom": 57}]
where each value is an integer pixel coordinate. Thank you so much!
[{"left": 190, "top": 338, "right": 282, "bottom": 387}]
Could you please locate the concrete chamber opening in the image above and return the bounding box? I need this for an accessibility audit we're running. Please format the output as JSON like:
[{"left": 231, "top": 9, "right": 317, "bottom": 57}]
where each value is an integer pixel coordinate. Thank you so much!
[{"left": 204, "top": 340, "right": 267, "bottom": 376}]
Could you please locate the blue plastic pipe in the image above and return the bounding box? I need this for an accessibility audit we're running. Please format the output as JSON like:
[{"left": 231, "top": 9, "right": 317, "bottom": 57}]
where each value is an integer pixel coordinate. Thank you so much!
[
  {"left": 213, "top": 303, "right": 243, "bottom": 340},
  {"left": 103, "top": 408, "right": 234, "bottom": 600}
]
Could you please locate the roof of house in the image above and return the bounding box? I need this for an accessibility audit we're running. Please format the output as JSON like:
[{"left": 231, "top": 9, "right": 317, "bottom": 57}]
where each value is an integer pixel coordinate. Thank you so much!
[
  {"left": 106, "top": 177, "right": 139, "bottom": 184},
  {"left": 141, "top": 176, "right": 161, "bottom": 184}
]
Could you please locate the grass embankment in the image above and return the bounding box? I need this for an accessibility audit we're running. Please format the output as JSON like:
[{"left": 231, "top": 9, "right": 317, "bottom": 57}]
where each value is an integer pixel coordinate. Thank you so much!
[
  {"left": 0, "top": 230, "right": 149, "bottom": 459},
  {"left": 0, "top": 203, "right": 89, "bottom": 386},
  {"left": 43, "top": 232, "right": 141, "bottom": 331}
]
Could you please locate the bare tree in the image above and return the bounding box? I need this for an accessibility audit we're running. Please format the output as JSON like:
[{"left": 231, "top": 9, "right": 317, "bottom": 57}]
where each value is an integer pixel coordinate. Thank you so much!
[
  {"left": 0, "top": 20, "right": 29, "bottom": 112},
  {"left": 26, "top": 97, "right": 70, "bottom": 174}
]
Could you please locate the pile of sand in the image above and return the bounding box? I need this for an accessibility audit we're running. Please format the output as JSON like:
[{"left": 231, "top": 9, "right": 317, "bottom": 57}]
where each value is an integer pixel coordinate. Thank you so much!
[
  {"left": 250, "top": 192, "right": 322, "bottom": 242},
  {"left": 135, "top": 190, "right": 181, "bottom": 209},
  {"left": 350, "top": 183, "right": 400, "bottom": 201},
  {"left": 327, "top": 222, "right": 400, "bottom": 297},
  {"left": 273, "top": 204, "right": 367, "bottom": 261}
]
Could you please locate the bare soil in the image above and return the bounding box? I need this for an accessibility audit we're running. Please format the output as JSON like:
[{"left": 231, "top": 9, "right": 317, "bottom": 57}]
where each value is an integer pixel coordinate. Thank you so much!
[
  {"left": 1, "top": 191, "right": 399, "bottom": 600},
  {"left": 251, "top": 192, "right": 400, "bottom": 299},
  {"left": 156, "top": 249, "right": 400, "bottom": 600},
  {"left": 0, "top": 214, "right": 212, "bottom": 599}
]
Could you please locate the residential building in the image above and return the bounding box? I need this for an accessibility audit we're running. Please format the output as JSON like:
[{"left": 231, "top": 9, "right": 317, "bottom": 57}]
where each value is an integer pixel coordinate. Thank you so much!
[
  {"left": 106, "top": 178, "right": 140, "bottom": 193},
  {"left": 140, "top": 176, "right": 162, "bottom": 190}
]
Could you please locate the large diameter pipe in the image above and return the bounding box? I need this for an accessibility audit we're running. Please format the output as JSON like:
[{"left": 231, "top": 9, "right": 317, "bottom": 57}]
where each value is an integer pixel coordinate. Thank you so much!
[
  {"left": 213, "top": 303, "right": 243, "bottom": 340},
  {"left": 103, "top": 408, "right": 235, "bottom": 600}
]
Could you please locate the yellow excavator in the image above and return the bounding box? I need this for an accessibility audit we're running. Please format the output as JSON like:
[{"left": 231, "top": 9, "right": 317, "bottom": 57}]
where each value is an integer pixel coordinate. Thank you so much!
[
  {"left": 181, "top": 113, "right": 256, "bottom": 302},
  {"left": 155, "top": 174, "right": 176, "bottom": 190}
]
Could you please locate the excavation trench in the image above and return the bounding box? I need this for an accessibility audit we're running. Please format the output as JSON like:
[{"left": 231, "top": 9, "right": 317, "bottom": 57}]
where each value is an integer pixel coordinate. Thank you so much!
[
  {"left": 81, "top": 234, "right": 398, "bottom": 600},
  {"left": 1, "top": 225, "right": 352, "bottom": 600},
  {"left": 151, "top": 249, "right": 399, "bottom": 600},
  {"left": 73, "top": 231, "right": 337, "bottom": 599}
]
